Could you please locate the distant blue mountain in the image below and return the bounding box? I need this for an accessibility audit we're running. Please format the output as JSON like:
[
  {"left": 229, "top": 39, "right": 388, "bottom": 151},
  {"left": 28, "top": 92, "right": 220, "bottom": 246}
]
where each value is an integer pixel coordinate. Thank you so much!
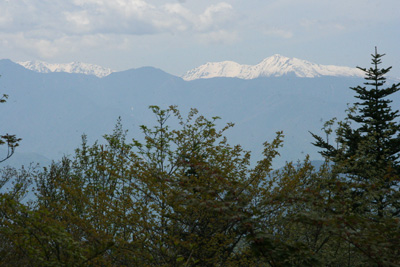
[{"left": 1, "top": 59, "right": 398, "bottom": 168}]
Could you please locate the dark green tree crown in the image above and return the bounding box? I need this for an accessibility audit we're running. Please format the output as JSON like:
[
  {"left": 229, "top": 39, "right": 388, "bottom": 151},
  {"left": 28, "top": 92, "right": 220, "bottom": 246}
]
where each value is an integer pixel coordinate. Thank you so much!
[{"left": 312, "top": 48, "right": 400, "bottom": 173}]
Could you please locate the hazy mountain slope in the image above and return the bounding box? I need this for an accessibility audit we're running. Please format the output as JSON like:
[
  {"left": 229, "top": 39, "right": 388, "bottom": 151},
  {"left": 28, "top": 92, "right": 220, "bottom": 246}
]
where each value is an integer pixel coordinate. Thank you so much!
[{"left": 2, "top": 59, "right": 398, "bottom": 168}]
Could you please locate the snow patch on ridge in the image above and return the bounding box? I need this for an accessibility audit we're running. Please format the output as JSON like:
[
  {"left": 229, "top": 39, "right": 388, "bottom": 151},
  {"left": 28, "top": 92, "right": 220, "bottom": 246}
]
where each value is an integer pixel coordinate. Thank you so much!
[
  {"left": 17, "top": 61, "right": 114, "bottom": 78},
  {"left": 182, "top": 54, "right": 364, "bottom": 80}
]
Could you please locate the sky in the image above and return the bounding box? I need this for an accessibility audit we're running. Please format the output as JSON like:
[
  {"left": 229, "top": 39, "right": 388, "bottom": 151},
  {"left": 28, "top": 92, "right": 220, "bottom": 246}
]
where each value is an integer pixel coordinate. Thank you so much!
[{"left": 1, "top": 0, "right": 399, "bottom": 78}]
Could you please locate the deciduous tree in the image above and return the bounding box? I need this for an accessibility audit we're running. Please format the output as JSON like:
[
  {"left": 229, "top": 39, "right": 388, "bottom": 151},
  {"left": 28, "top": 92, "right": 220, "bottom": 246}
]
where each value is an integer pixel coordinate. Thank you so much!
[{"left": 0, "top": 106, "right": 284, "bottom": 266}]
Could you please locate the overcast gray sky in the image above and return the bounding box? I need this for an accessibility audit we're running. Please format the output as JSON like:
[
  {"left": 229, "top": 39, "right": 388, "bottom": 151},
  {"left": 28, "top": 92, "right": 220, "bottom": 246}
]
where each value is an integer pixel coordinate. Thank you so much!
[{"left": 1, "top": 0, "right": 399, "bottom": 77}]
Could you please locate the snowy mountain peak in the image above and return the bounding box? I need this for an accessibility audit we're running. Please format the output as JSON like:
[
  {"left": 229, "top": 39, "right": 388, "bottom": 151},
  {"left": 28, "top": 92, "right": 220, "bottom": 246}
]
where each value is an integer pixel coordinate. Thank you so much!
[
  {"left": 182, "top": 55, "right": 364, "bottom": 80},
  {"left": 17, "top": 61, "right": 114, "bottom": 78}
]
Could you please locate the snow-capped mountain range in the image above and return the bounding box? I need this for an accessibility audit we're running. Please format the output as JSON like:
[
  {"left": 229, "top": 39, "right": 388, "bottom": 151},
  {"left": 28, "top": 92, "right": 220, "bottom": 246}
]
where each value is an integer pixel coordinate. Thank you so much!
[
  {"left": 17, "top": 61, "right": 114, "bottom": 78},
  {"left": 16, "top": 54, "right": 364, "bottom": 80},
  {"left": 182, "top": 54, "right": 364, "bottom": 80}
]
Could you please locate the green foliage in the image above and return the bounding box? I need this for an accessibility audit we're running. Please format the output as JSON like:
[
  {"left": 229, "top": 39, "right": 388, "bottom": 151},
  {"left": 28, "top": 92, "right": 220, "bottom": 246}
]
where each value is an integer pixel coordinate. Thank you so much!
[{"left": 0, "top": 106, "right": 285, "bottom": 266}]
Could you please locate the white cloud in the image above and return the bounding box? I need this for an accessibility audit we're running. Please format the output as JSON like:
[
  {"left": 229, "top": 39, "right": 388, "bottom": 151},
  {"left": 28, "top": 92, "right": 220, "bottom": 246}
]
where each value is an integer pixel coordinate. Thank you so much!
[
  {"left": 71, "top": 0, "right": 154, "bottom": 19},
  {"left": 263, "top": 27, "right": 293, "bottom": 39},
  {"left": 160, "top": 2, "right": 234, "bottom": 33},
  {"left": 64, "top": 10, "right": 92, "bottom": 32},
  {"left": 0, "top": 33, "right": 60, "bottom": 58},
  {"left": 0, "top": 1, "right": 236, "bottom": 36},
  {"left": 0, "top": 9, "right": 12, "bottom": 27},
  {"left": 161, "top": 4, "right": 194, "bottom": 31},
  {"left": 300, "top": 19, "right": 347, "bottom": 33},
  {"left": 2, "top": 0, "right": 235, "bottom": 36},
  {"left": 0, "top": 31, "right": 129, "bottom": 59},
  {"left": 197, "top": 29, "right": 238, "bottom": 45},
  {"left": 0, "top": 0, "right": 237, "bottom": 60},
  {"left": 197, "top": 3, "right": 234, "bottom": 31}
]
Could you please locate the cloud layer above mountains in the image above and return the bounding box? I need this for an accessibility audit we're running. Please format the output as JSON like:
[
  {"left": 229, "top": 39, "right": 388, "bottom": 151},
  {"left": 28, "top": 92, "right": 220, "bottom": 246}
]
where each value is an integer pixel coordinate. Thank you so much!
[
  {"left": 0, "top": 0, "right": 235, "bottom": 34},
  {"left": 0, "top": 0, "right": 236, "bottom": 58}
]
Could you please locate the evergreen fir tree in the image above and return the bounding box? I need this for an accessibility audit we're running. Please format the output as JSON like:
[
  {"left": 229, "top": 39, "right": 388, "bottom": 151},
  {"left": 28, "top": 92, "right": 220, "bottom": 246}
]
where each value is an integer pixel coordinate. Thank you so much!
[
  {"left": 312, "top": 47, "right": 400, "bottom": 177},
  {"left": 311, "top": 48, "right": 400, "bottom": 218}
]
